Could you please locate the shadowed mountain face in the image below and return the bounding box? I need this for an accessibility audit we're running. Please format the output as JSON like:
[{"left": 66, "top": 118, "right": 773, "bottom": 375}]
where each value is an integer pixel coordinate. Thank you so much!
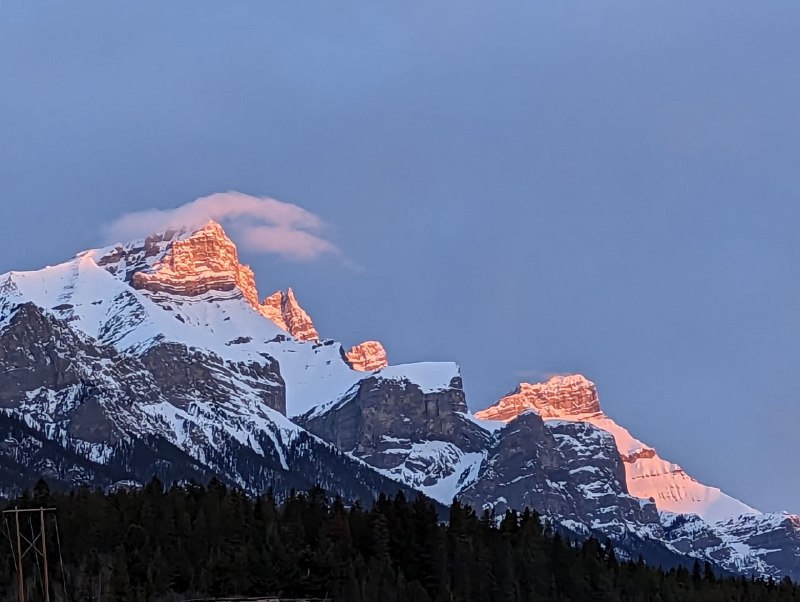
[
  {"left": 476, "top": 374, "right": 758, "bottom": 524},
  {"left": 0, "top": 221, "right": 798, "bottom": 581}
]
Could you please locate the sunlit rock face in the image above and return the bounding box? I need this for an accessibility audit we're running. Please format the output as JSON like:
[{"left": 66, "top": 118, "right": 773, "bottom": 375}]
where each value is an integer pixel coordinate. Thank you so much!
[
  {"left": 127, "top": 221, "right": 263, "bottom": 308},
  {"left": 346, "top": 340, "right": 389, "bottom": 371},
  {"left": 476, "top": 374, "right": 601, "bottom": 421},
  {"left": 476, "top": 374, "right": 757, "bottom": 523},
  {"left": 101, "top": 221, "right": 321, "bottom": 342},
  {"left": 261, "top": 288, "right": 319, "bottom": 341}
]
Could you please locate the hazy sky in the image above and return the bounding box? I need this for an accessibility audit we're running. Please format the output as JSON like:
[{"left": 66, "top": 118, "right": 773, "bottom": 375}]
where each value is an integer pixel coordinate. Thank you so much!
[{"left": 2, "top": 2, "right": 799, "bottom": 513}]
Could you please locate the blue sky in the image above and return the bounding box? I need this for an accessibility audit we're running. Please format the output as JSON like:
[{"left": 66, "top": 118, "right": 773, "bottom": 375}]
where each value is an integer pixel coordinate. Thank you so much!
[{"left": 2, "top": 1, "right": 799, "bottom": 512}]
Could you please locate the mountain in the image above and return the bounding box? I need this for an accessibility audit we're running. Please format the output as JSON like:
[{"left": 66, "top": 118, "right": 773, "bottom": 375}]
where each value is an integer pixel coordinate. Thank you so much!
[
  {"left": 297, "top": 362, "right": 490, "bottom": 504},
  {"left": 475, "top": 375, "right": 800, "bottom": 579},
  {"left": 0, "top": 220, "right": 798, "bottom": 580},
  {"left": 475, "top": 375, "right": 756, "bottom": 524}
]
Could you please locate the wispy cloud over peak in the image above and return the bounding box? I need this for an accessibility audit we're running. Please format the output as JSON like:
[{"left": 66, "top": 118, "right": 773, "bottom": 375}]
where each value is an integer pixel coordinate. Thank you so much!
[{"left": 103, "top": 192, "right": 341, "bottom": 262}]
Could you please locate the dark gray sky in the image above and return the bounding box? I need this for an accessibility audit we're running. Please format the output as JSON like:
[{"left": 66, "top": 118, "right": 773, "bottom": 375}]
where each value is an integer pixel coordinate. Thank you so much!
[{"left": 2, "top": 2, "right": 799, "bottom": 513}]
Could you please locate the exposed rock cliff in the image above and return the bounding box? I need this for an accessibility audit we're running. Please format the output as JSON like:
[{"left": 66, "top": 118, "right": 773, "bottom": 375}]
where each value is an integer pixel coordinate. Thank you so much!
[
  {"left": 299, "top": 363, "right": 490, "bottom": 503},
  {"left": 475, "top": 374, "right": 601, "bottom": 421},
  {"left": 261, "top": 288, "right": 319, "bottom": 341},
  {"left": 461, "top": 412, "right": 664, "bottom": 542},
  {"left": 99, "top": 221, "right": 321, "bottom": 342},
  {"left": 345, "top": 340, "right": 389, "bottom": 371},
  {"left": 128, "top": 222, "right": 263, "bottom": 307}
]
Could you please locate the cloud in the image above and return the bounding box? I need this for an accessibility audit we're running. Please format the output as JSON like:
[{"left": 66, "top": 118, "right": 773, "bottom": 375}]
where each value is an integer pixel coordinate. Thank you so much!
[{"left": 103, "top": 192, "right": 342, "bottom": 262}]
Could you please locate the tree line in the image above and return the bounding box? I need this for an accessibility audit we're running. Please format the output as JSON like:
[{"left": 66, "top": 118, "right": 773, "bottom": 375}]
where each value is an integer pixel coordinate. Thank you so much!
[{"left": 0, "top": 478, "right": 797, "bottom": 601}]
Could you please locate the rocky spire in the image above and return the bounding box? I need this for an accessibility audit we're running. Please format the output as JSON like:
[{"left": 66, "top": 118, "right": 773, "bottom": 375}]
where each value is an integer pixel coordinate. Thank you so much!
[
  {"left": 346, "top": 340, "right": 389, "bottom": 371},
  {"left": 260, "top": 288, "right": 319, "bottom": 341},
  {"left": 475, "top": 374, "right": 601, "bottom": 422}
]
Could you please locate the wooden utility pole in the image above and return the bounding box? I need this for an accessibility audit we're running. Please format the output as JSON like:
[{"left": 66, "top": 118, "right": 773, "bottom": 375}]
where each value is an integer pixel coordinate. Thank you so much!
[
  {"left": 3, "top": 507, "right": 57, "bottom": 602},
  {"left": 14, "top": 509, "right": 23, "bottom": 602},
  {"left": 40, "top": 509, "right": 50, "bottom": 602}
]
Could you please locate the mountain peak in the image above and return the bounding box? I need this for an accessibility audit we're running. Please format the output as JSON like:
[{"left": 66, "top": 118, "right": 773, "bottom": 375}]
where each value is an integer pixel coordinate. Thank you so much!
[
  {"left": 94, "top": 220, "right": 325, "bottom": 342},
  {"left": 129, "top": 218, "right": 263, "bottom": 307},
  {"left": 346, "top": 340, "right": 389, "bottom": 371},
  {"left": 260, "top": 289, "right": 319, "bottom": 341},
  {"left": 475, "top": 374, "right": 761, "bottom": 523},
  {"left": 193, "top": 219, "right": 226, "bottom": 235},
  {"left": 475, "top": 374, "right": 601, "bottom": 422},
  {"left": 138, "top": 219, "right": 229, "bottom": 245}
]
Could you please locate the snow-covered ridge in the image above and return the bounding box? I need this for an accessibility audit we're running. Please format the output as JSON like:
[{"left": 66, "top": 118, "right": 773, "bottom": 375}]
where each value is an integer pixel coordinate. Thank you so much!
[
  {"left": 0, "top": 221, "right": 414, "bottom": 426},
  {"left": 362, "top": 439, "right": 485, "bottom": 505},
  {"left": 476, "top": 374, "right": 758, "bottom": 524},
  {"left": 373, "top": 362, "right": 461, "bottom": 394}
]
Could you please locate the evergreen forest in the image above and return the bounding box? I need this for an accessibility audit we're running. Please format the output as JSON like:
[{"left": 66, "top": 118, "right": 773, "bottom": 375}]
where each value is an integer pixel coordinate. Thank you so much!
[{"left": 0, "top": 479, "right": 797, "bottom": 602}]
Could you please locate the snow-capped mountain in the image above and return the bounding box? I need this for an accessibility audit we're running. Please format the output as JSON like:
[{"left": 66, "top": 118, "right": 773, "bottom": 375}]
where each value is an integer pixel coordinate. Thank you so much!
[
  {"left": 0, "top": 220, "right": 797, "bottom": 580},
  {"left": 475, "top": 375, "right": 756, "bottom": 524},
  {"left": 0, "top": 222, "right": 419, "bottom": 503},
  {"left": 475, "top": 375, "right": 800, "bottom": 579}
]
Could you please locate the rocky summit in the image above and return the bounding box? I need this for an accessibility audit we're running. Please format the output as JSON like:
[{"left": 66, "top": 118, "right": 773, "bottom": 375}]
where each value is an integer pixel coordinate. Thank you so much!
[
  {"left": 476, "top": 374, "right": 602, "bottom": 421},
  {"left": 0, "top": 221, "right": 798, "bottom": 581},
  {"left": 345, "top": 340, "right": 389, "bottom": 371}
]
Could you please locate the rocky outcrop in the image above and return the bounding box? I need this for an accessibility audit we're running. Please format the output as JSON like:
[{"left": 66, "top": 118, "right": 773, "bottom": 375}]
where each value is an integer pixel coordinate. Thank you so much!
[
  {"left": 0, "top": 302, "right": 156, "bottom": 444},
  {"left": 128, "top": 222, "right": 263, "bottom": 308},
  {"left": 299, "top": 367, "right": 490, "bottom": 502},
  {"left": 100, "top": 222, "right": 321, "bottom": 342},
  {"left": 140, "top": 342, "right": 285, "bottom": 414},
  {"left": 261, "top": 288, "right": 319, "bottom": 341},
  {"left": 346, "top": 340, "right": 388, "bottom": 371},
  {"left": 475, "top": 374, "right": 601, "bottom": 421},
  {"left": 96, "top": 228, "right": 184, "bottom": 283},
  {"left": 461, "top": 412, "right": 664, "bottom": 541},
  {"left": 300, "top": 372, "right": 485, "bottom": 454}
]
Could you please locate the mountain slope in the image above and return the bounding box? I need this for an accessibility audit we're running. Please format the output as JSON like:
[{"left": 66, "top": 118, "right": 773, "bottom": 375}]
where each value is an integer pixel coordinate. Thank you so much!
[
  {"left": 475, "top": 374, "right": 756, "bottom": 523},
  {"left": 0, "top": 223, "right": 424, "bottom": 503},
  {"left": 475, "top": 374, "right": 800, "bottom": 579}
]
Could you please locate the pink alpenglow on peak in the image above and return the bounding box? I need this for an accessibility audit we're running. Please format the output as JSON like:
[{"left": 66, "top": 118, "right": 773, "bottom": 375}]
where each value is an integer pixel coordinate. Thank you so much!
[
  {"left": 260, "top": 288, "right": 319, "bottom": 342},
  {"left": 476, "top": 374, "right": 601, "bottom": 421},
  {"left": 476, "top": 373, "right": 758, "bottom": 524},
  {"left": 261, "top": 291, "right": 289, "bottom": 331},
  {"left": 130, "top": 221, "right": 263, "bottom": 308},
  {"left": 346, "top": 341, "right": 389, "bottom": 371},
  {"left": 105, "top": 221, "right": 321, "bottom": 342}
]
